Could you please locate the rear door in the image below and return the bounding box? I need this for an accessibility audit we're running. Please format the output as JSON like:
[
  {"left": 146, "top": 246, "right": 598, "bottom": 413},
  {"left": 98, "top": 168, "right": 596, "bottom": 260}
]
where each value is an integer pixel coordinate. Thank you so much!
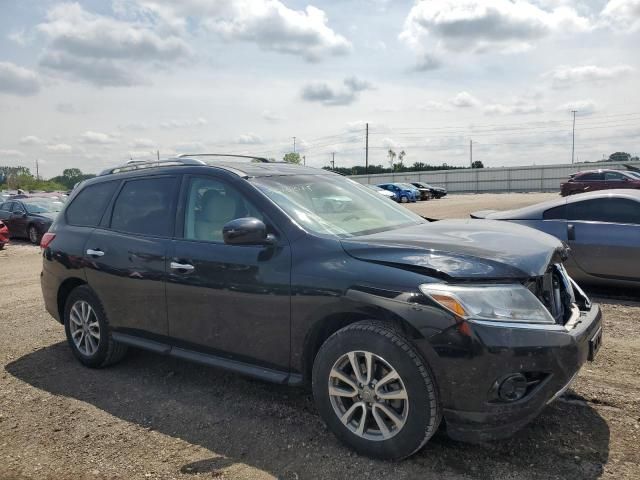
[
  {"left": 577, "top": 172, "right": 605, "bottom": 193},
  {"left": 84, "top": 175, "right": 179, "bottom": 338},
  {"left": 166, "top": 174, "right": 291, "bottom": 371},
  {"left": 567, "top": 197, "right": 640, "bottom": 281}
]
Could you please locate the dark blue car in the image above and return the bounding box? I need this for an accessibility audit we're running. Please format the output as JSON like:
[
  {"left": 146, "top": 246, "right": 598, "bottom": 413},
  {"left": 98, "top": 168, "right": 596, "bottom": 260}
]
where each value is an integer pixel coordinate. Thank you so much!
[{"left": 376, "top": 183, "right": 417, "bottom": 203}]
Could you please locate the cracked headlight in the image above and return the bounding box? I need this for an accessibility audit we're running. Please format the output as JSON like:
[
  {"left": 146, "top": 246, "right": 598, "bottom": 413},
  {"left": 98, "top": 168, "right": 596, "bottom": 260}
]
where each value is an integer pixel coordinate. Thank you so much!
[{"left": 419, "top": 283, "right": 555, "bottom": 324}]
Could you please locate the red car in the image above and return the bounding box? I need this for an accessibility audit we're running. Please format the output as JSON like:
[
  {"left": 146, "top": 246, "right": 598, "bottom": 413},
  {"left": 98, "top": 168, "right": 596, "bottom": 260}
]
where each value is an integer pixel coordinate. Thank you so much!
[
  {"left": 560, "top": 169, "right": 640, "bottom": 196},
  {"left": 0, "top": 220, "right": 8, "bottom": 249}
]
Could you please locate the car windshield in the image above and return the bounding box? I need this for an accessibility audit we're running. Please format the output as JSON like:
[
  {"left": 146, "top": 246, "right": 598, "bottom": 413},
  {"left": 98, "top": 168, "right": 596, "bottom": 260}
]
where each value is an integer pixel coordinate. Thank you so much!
[
  {"left": 251, "top": 174, "right": 424, "bottom": 238},
  {"left": 23, "top": 198, "right": 64, "bottom": 214},
  {"left": 624, "top": 171, "right": 640, "bottom": 179},
  {"left": 398, "top": 183, "right": 417, "bottom": 190}
]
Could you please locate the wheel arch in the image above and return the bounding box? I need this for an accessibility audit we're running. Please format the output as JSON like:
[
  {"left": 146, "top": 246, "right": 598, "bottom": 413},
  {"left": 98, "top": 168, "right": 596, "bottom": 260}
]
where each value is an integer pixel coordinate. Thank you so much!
[
  {"left": 57, "top": 277, "right": 87, "bottom": 323},
  {"left": 302, "top": 309, "right": 424, "bottom": 384}
]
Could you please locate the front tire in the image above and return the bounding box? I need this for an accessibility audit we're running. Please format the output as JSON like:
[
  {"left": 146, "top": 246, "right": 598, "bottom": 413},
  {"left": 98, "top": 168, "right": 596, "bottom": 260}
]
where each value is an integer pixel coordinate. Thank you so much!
[
  {"left": 63, "top": 286, "right": 128, "bottom": 368},
  {"left": 312, "top": 321, "right": 441, "bottom": 460},
  {"left": 400, "top": 196, "right": 409, "bottom": 203}
]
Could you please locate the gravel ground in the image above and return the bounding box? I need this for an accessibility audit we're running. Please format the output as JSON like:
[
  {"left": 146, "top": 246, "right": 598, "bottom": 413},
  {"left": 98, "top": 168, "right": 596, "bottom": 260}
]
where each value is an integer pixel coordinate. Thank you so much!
[{"left": 1, "top": 193, "right": 639, "bottom": 480}]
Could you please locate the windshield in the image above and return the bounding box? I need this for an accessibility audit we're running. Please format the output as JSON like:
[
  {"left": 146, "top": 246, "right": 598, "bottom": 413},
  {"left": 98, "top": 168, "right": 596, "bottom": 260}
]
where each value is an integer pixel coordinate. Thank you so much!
[
  {"left": 23, "top": 199, "right": 64, "bottom": 214},
  {"left": 398, "top": 183, "right": 417, "bottom": 190},
  {"left": 251, "top": 174, "right": 424, "bottom": 238}
]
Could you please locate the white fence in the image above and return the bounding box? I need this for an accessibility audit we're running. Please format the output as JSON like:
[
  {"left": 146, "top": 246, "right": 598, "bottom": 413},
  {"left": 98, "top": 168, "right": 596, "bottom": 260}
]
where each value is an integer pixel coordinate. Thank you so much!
[{"left": 349, "top": 160, "right": 640, "bottom": 194}]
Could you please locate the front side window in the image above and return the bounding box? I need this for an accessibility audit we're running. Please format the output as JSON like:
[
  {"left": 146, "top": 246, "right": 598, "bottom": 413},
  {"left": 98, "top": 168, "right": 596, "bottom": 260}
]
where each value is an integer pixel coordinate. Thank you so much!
[
  {"left": 12, "top": 203, "right": 25, "bottom": 214},
  {"left": 0, "top": 202, "right": 11, "bottom": 211},
  {"left": 568, "top": 198, "right": 640, "bottom": 224},
  {"left": 184, "top": 177, "right": 263, "bottom": 243},
  {"left": 110, "top": 177, "right": 177, "bottom": 236},
  {"left": 66, "top": 181, "right": 119, "bottom": 227},
  {"left": 251, "top": 174, "right": 424, "bottom": 238}
]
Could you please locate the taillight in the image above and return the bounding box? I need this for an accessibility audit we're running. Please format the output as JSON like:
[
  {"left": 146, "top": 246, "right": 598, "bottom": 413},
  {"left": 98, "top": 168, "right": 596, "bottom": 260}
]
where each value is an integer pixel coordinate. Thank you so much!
[{"left": 40, "top": 232, "right": 56, "bottom": 249}]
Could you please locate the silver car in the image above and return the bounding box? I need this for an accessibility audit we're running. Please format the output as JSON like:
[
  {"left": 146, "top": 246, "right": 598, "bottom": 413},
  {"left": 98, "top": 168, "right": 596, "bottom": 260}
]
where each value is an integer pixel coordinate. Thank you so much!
[{"left": 471, "top": 190, "right": 640, "bottom": 287}]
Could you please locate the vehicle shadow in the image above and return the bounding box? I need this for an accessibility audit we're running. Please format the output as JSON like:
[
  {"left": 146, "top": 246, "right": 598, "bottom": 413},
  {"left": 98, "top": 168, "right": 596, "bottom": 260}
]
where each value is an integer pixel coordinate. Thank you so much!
[{"left": 6, "top": 342, "right": 610, "bottom": 479}]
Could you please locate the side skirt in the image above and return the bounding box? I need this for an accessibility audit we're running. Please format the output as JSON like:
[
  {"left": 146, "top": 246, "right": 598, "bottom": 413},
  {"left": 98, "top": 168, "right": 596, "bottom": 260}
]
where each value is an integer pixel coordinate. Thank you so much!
[{"left": 111, "top": 332, "right": 303, "bottom": 386}]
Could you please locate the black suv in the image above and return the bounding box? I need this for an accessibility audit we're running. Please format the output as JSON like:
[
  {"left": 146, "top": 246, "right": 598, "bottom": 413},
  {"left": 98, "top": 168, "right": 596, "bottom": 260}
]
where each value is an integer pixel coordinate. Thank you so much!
[{"left": 41, "top": 155, "right": 602, "bottom": 460}]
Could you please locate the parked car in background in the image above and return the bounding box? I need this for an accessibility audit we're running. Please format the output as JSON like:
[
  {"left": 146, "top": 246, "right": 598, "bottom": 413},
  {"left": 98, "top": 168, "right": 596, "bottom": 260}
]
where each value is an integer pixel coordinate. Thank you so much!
[
  {"left": 471, "top": 189, "right": 640, "bottom": 287},
  {"left": 560, "top": 169, "right": 640, "bottom": 196},
  {"left": 377, "top": 183, "right": 417, "bottom": 203},
  {"left": 0, "top": 220, "right": 8, "bottom": 249},
  {"left": 0, "top": 197, "right": 64, "bottom": 244},
  {"left": 366, "top": 184, "right": 396, "bottom": 200},
  {"left": 41, "top": 155, "right": 602, "bottom": 460},
  {"left": 411, "top": 182, "right": 447, "bottom": 199},
  {"left": 402, "top": 183, "right": 431, "bottom": 200}
]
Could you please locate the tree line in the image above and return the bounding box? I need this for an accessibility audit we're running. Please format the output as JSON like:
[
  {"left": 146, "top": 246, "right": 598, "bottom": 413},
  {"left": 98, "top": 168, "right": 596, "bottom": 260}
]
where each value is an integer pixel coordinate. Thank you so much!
[{"left": 0, "top": 166, "right": 95, "bottom": 192}]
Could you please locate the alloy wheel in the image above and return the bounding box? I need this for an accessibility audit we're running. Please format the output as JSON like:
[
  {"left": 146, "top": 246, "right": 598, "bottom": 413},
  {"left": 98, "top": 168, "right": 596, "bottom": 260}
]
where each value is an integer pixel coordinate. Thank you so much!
[
  {"left": 69, "top": 300, "right": 100, "bottom": 356},
  {"left": 328, "top": 351, "right": 409, "bottom": 441},
  {"left": 29, "top": 226, "right": 38, "bottom": 244}
]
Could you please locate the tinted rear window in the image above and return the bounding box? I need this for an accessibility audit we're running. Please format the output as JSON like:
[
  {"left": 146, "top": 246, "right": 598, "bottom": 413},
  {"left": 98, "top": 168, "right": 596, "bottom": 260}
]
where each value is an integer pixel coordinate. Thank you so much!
[
  {"left": 66, "top": 181, "right": 118, "bottom": 226},
  {"left": 577, "top": 172, "right": 604, "bottom": 181},
  {"left": 110, "top": 177, "right": 177, "bottom": 236},
  {"left": 568, "top": 198, "right": 640, "bottom": 224}
]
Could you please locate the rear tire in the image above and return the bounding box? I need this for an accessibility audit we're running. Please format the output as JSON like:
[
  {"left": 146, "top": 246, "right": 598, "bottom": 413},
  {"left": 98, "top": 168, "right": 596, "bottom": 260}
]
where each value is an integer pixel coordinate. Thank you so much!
[
  {"left": 312, "top": 320, "right": 441, "bottom": 460},
  {"left": 28, "top": 225, "right": 40, "bottom": 245},
  {"left": 63, "top": 285, "right": 128, "bottom": 368}
]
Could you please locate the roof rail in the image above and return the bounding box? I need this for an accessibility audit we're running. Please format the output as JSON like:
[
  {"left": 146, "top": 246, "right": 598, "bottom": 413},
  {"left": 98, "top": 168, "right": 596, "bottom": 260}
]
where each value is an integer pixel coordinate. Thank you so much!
[
  {"left": 98, "top": 158, "right": 207, "bottom": 176},
  {"left": 177, "top": 153, "right": 272, "bottom": 163}
]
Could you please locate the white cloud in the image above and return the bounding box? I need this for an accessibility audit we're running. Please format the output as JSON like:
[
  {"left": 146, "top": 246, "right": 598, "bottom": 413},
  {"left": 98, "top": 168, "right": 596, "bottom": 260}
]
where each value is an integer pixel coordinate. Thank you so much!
[
  {"left": 547, "top": 64, "right": 634, "bottom": 88},
  {"left": 450, "top": 91, "right": 481, "bottom": 108},
  {"left": 0, "top": 149, "right": 25, "bottom": 157},
  {"left": 301, "top": 76, "right": 373, "bottom": 106},
  {"left": 8, "top": 29, "right": 27, "bottom": 46},
  {"left": 400, "top": 0, "right": 591, "bottom": 63},
  {"left": 146, "top": 0, "right": 351, "bottom": 62},
  {"left": 19, "top": 135, "right": 46, "bottom": 145},
  {"left": 484, "top": 102, "right": 542, "bottom": 115},
  {"left": 413, "top": 52, "right": 442, "bottom": 72},
  {"left": 421, "top": 100, "right": 453, "bottom": 112},
  {"left": 37, "top": 3, "right": 191, "bottom": 87},
  {"left": 557, "top": 99, "right": 597, "bottom": 115},
  {"left": 237, "top": 133, "right": 264, "bottom": 144},
  {"left": 0, "top": 62, "right": 40, "bottom": 96},
  {"left": 130, "top": 138, "right": 156, "bottom": 148},
  {"left": 262, "top": 110, "right": 285, "bottom": 122},
  {"left": 159, "top": 117, "right": 208, "bottom": 129},
  {"left": 47, "top": 143, "right": 74, "bottom": 153},
  {"left": 601, "top": 0, "right": 640, "bottom": 31},
  {"left": 80, "top": 131, "right": 117, "bottom": 144}
]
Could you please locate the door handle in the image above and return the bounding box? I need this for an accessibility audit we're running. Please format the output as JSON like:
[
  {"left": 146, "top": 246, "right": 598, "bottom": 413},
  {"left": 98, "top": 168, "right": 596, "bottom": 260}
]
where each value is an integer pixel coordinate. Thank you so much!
[
  {"left": 86, "top": 249, "right": 105, "bottom": 257},
  {"left": 170, "top": 261, "right": 195, "bottom": 272},
  {"left": 567, "top": 223, "right": 575, "bottom": 241}
]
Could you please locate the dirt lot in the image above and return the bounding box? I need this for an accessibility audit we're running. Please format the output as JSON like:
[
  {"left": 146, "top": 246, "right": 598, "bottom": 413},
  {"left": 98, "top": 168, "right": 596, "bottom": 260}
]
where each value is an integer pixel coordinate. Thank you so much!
[{"left": 1, "top": 193, "right": 639, "bottom": 480}]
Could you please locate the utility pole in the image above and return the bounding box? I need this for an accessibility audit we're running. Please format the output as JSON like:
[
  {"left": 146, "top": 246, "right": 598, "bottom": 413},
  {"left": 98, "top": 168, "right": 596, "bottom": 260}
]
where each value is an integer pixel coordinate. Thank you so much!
[
  {"left": 303, "top": 155, "right": 306, "bottom": 166},
  {"left": 157, "top": 150, "right": 160, "bottom": 161},
  {"left": 365, "top": 122, "right": 369, "bottom": 174},
  {"left": 469, "top": 139, "right": 473, "bottom": 168},
  {"left": 35, "top": 159, "right": 39, "bottom": 180},
  {"left": 571, "top": 110, "right": 577, "bottom": 164},
  {"left": 292, "top": 136, "right": 296, "bottom": 153},
  {"left": 331, "top": 152, "right": 335, "bottom": 170}
]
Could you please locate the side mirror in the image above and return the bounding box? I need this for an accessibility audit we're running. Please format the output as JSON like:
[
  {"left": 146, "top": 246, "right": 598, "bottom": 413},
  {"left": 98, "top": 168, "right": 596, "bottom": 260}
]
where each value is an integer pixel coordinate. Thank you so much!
[{"left": 223, "top": 217, "right": 275, "bottom": 246}]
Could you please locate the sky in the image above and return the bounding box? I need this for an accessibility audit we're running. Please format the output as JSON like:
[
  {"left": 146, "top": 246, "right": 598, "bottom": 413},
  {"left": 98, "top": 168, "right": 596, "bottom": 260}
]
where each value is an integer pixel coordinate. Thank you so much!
[{"left": 0, "top": 0, "right": 639, "bottom": 177}]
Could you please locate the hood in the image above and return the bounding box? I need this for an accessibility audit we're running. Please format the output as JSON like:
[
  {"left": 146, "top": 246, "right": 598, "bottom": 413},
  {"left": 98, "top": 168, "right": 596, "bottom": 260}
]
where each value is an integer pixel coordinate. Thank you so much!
[{"left": 341, "top": 220, "right": 567, "bottom": 281}]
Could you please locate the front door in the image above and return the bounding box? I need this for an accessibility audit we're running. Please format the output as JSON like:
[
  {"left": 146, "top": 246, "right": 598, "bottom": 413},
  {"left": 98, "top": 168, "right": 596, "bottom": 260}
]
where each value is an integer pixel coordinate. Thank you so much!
[
  {"left": 166, "top": 175, "right": 291, "bottom": 371},
  {"left": 9, "top": 202, "right": 29, "bottom": 237},
  {"left": 84, "top": 175, "right": 179, "bottom": 338},
  {"left": 567, "top": 197, "right": 640, "bottom": 281}
]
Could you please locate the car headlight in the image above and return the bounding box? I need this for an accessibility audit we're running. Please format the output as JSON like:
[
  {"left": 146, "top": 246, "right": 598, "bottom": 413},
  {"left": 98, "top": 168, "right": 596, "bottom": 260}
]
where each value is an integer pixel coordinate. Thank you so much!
[{"left": 419, "top": 283, "right": 555, "bottom": 324}]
